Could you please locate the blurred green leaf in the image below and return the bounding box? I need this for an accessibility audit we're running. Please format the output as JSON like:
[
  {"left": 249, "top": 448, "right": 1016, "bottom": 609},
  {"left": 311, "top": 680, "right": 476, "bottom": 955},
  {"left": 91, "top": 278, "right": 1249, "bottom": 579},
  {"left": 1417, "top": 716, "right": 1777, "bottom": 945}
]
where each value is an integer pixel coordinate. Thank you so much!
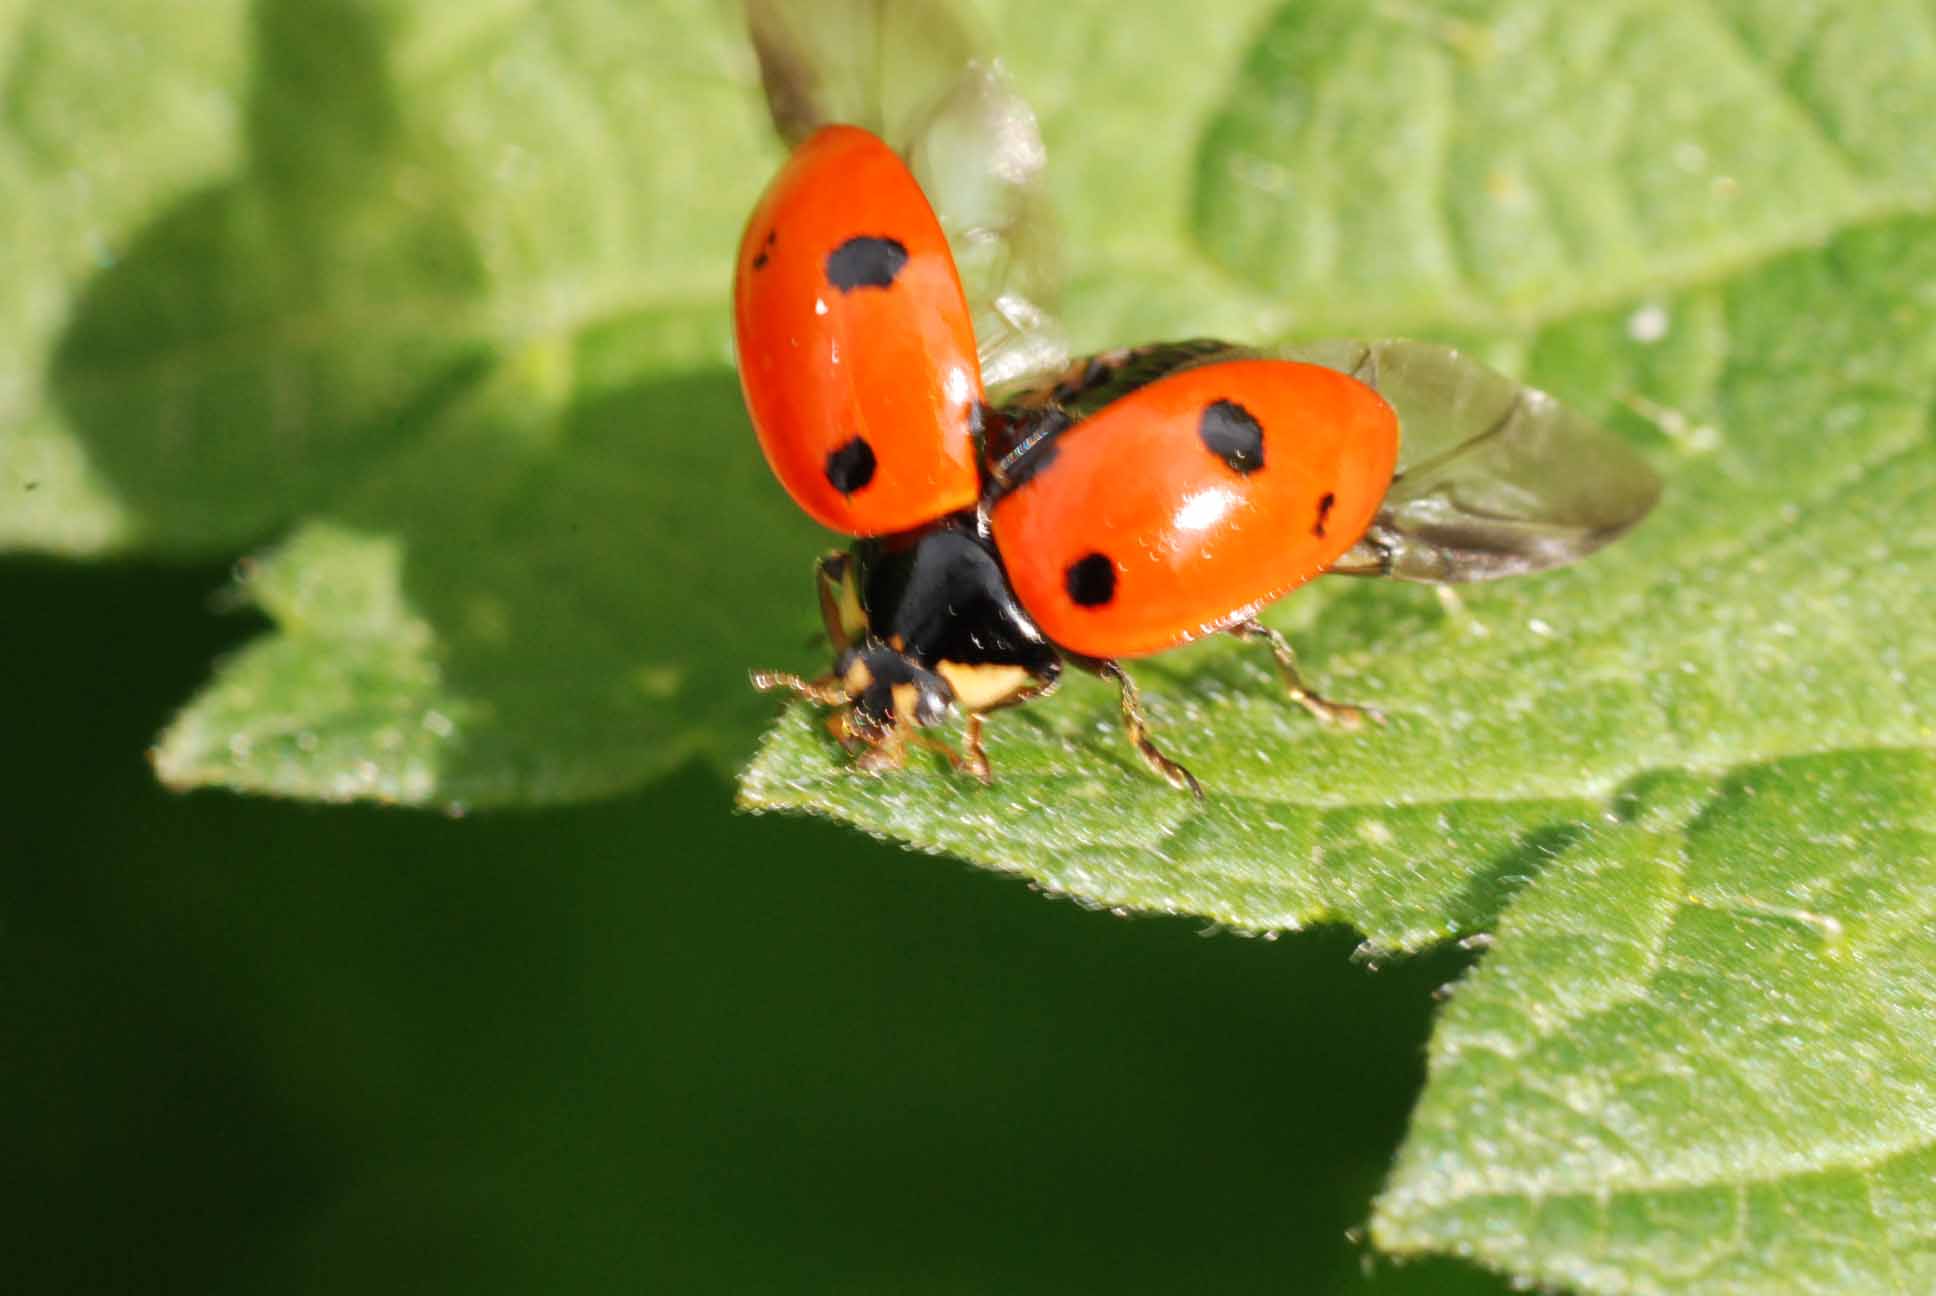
[
  {"left": 996, "top": 0, "right": 1936, "bottom": 343},
  {"left": 4, "top": 0, "right": 772, "bottom": 558},
  {"left": 0, "top": 0, "right": 253, "bottom": 552}
]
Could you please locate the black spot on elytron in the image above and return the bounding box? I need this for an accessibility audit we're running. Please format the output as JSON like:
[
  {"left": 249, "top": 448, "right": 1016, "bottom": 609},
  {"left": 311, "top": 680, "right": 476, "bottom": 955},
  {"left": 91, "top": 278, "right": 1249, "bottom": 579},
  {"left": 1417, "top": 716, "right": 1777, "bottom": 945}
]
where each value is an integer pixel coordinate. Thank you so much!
[
  {"left": 825, "top": 436, "right": 877, "bottom": 494},
  {"left": 1064, "top": 552, "right": 1117, "bottom": 608},
  {"left": 1199, "top": 398, "right": 1266, "bottom": 475},
  {"left": 750, "top": 228, "right": 776, "bottom": 270},
  {"left": 825, "top": 236, "right": 909, "bottom": 291},
  {"left": 1313, "top": 491, "right": 1337, "bottom": 537}
]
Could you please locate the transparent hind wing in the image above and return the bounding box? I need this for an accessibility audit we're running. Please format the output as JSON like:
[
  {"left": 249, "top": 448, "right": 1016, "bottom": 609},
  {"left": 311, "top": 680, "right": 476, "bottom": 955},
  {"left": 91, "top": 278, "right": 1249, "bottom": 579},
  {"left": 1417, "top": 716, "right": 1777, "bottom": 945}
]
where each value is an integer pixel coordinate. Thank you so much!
[
  {"left": 745, "top": 0, "right": 1066, "bottom": 389},
  {"left": 905, "top": 64, "right": 1067, "bottom": 387},
  {"left": 745, "top": 0, "right": 977, "bottom": 147},
  {"left": 1286, "top": 340, "right": 1663, "bottom": 583}
]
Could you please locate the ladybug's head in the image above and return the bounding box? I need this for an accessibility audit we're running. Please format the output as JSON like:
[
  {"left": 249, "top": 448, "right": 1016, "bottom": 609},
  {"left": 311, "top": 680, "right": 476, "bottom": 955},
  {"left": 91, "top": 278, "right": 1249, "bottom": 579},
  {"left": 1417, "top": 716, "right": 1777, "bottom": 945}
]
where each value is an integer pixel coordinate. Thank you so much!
[
  {"left": 832, "top": 641, "right": 956, "bottom": 740},
  {"left": 751, "top": 520, "right": 1061, "bottom": 779},
  {"left": 825, "top": 518, "right": 1062, "bottom": 743}
]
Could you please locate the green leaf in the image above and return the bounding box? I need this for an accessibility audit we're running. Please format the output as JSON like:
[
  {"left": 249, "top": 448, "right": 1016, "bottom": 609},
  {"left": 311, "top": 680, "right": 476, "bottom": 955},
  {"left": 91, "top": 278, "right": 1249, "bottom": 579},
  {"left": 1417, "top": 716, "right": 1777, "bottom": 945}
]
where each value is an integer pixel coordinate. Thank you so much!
[
  {"left": 0, "top": 0, "right": 254, "bottom": 552},
  {"left": 8, "top": 0, "right": 772, "bottom": 557},
  {"left": 745, "top": 211, "right": 1936, "bottom": 948},
  {"left": 1370, "top": 753, "right": 1936, "bottom": 1292},
  {"left": 1034, "top": 0, "right": 1936, "bottom": 340},
  {"left": 46, "top": 0, "right": 832, "bottom": 804},
  {"left": 153, "top": 312, "right": 823, "bottom": 805},
  {"left": 11, "top": 0, "right": 1936, "bottom": 1289},
  {"left": 739, "top": 5, "right": 1936, "bottom": 1291}
]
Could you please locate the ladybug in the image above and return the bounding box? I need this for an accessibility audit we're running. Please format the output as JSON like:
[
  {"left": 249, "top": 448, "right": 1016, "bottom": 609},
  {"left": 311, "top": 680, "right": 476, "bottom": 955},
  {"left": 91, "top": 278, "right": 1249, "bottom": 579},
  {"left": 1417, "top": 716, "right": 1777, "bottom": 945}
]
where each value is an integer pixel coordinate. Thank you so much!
[{"left": 733, "top": 125, "right": 1659, "bottom": 796}]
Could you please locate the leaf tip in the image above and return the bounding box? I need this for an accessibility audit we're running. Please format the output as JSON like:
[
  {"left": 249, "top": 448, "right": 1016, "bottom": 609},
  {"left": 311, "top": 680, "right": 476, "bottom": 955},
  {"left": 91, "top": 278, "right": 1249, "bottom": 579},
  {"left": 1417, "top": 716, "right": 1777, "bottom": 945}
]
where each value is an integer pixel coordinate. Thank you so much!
[{"left": 148, "top": 712, "right": 215, "bottom": 792}]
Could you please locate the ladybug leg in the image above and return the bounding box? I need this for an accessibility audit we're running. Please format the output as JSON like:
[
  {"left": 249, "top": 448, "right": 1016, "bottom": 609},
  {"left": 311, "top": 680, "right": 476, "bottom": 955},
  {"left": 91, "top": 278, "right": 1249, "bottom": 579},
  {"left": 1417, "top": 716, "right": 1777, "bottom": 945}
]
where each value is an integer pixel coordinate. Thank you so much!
[
  {"left": 1227, "top": 619, "right": 1384, "bottom": 730},
  {"left": 904, "top": 727, "right": 976, "bottom": 779},
  {"left": 845, "top": 719, "right": 970, "bottom": 780},
  {"left": 832, "top": 705, "right": 946, "bottom": 775},
  {"left": 858, "top": 724, "right": 981, "bottom": 779},
  {"left": 960, "top": 714, "right": 993, "bottom": 784},
  {"left": 813, "top": 551, "right": 866, "bottom": 652},
  {"left": 826, "top": 710, "right": 861, "bottom": 749},
  {"left": 750, "top": 669, "right": 853, "bottom": 708},
  {"left": 1091, "top": 660, "right": 1204, "bottom": 800},
  {"left": 958, "top": 673, "right": 1061, "bottom": 785},
  {"left": 852, "top": 723, "right": 910, "bottom": 776}
]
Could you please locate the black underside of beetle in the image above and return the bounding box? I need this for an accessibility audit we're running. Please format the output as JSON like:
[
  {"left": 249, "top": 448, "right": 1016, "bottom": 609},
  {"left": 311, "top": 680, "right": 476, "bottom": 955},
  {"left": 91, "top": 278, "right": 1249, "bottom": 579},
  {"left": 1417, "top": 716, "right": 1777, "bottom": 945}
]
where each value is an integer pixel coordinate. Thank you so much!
[{"left": 852, "top": 515, "right": 1060, "bottom": 678}]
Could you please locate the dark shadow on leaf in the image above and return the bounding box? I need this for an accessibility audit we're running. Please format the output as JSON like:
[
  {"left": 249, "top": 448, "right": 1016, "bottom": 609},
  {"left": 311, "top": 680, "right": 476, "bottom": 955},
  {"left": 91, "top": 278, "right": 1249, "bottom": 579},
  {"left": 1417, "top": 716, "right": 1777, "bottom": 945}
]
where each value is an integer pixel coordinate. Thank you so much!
[
  {"left": 1442, "top": 820, "right": 1591, "bottom": 940},
  {"left": 48, "top": 0, "right": 490, "bottom": 554},
  {"left": 301, "top": 358, "right": 830, "bottom": 805}
]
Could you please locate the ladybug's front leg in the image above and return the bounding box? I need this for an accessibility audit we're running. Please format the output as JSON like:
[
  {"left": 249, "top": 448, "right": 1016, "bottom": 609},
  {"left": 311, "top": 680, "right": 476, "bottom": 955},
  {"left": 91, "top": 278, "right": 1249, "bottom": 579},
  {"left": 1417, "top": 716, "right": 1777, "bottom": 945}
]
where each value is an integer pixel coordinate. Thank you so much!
[
  {"left": 1227, "top": 619, "right": 1384, "bottom": 731},
  {"left": 749, "top": 669, "right": 852, "bottom": 707}
]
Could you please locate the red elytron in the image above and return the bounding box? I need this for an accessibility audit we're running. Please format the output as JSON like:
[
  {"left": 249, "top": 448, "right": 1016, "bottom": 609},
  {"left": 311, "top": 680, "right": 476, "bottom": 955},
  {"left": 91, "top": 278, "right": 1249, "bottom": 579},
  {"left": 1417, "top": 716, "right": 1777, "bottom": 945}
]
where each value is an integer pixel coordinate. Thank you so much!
[{"left": 734, "top": 125, "right": 983, "bottom": 537}]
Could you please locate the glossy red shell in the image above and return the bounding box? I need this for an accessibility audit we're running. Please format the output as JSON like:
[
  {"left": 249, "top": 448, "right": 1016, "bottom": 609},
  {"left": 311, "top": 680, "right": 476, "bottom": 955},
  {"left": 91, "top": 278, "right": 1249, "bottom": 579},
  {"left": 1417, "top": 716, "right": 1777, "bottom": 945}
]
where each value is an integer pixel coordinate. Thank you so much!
[
  {"left": 989, "top": 360, "right": 1400, "bottom": 659},
  {"left": 734, "top": 125, "right": 983, "bottom": 537}
]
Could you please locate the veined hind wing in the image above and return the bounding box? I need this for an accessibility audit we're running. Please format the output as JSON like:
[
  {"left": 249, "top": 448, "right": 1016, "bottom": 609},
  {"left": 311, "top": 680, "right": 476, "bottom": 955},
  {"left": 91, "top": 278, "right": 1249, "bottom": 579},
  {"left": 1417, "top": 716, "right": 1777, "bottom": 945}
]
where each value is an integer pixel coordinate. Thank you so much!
[
  {"left": 1284, "top": 340, "right": 1662, "bottom": 583},
  {"left": 745, "top": 0, "right": 1066, "bottom": 387}
]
